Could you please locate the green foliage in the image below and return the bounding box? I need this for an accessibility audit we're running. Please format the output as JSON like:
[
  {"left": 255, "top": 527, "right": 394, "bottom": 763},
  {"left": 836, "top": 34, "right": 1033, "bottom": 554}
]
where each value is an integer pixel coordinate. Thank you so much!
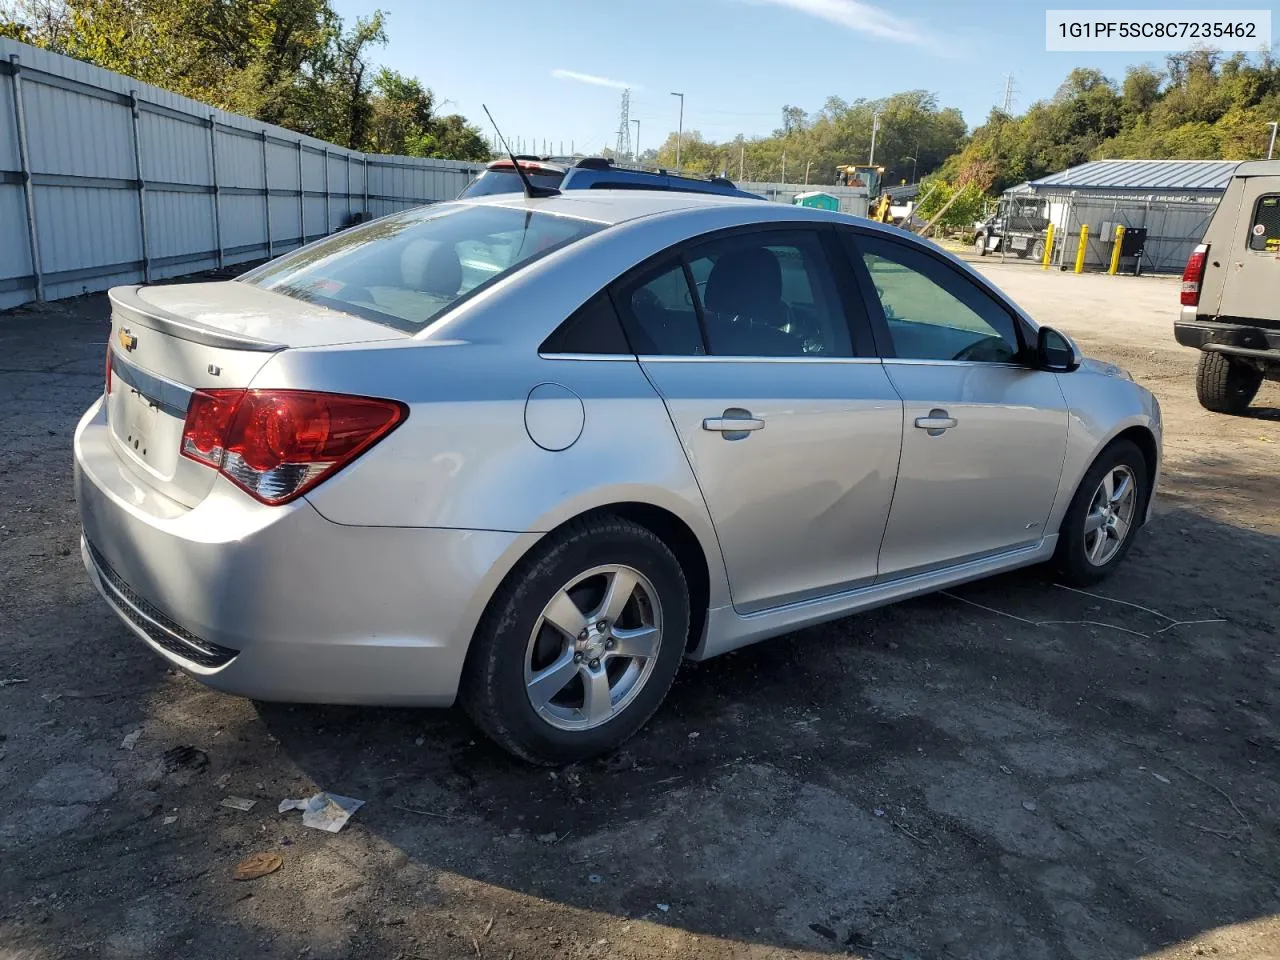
[
  {"left": 948, "top": 51, "right": 1280, "bottom": 191},
  {"left": 0, "top": 0, "right": 489, "bottom": 159},
  {"left": 649, "top": 91, "right": 967, "bottom": 187},
  {"left": 915, "top": 178, "right": 989, "bottom": 229}
]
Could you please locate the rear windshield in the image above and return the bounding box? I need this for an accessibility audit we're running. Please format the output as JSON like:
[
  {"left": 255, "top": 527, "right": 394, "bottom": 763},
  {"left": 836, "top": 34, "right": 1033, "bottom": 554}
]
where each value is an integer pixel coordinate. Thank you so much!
[
  {"left": 458, "top": 169, "right": 565, "bottom": 198},
  {"left": 239, "top": 204, "right": 602, "bottom": 332},
  {"left": 1248, "top": 195, "right": 1280, "bottom": 252}
]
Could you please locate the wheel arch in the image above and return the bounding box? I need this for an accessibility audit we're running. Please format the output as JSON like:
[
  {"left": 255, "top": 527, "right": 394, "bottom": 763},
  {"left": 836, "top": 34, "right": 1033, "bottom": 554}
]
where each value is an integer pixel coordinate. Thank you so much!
[
  {"left": 471, "top": 498, "right": 722, "bottom": 659},
  {"left": 1111, "top": 424, "right": 1159, "bottom": 517},
  {"left": 1053, "top": 422, "right": 1160, "bottom": 539}
]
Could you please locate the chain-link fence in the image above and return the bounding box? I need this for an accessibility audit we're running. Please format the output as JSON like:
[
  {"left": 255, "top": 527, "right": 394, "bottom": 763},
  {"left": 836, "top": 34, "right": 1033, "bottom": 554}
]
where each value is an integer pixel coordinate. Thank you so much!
[{"left": 986, "top": 189, "right": 1218, "bottom": 275}]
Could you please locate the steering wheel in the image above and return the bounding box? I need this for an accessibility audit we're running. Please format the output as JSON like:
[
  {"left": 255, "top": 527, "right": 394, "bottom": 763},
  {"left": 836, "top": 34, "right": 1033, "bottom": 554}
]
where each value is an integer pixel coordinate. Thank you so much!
[{"left": 952, "top": 335, "right": 1013, "bottom": 363}]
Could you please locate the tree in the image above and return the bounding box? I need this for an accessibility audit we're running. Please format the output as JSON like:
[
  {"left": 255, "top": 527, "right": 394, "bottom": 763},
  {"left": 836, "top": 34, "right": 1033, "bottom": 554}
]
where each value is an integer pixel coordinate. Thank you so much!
[
  {"left": 2, "top": 0, "right": 489, "bottom": 158},
  {"left": 363, "top": 69, "right": 489, "bottom": 160}
]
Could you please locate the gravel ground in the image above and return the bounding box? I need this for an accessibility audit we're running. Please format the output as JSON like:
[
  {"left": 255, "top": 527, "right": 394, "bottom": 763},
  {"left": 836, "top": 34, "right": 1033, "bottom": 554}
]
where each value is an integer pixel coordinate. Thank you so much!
[{"left": 1, "top": 263, "right": 1279, "bottom": 960}]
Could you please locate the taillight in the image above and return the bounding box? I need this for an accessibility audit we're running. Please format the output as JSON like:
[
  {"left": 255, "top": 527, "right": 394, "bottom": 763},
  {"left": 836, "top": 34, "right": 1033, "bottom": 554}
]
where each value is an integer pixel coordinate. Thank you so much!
[
  {"left": 180, "top": 389, "right": 406, "bottom": 504},
  {"left": 180, "top": 389, "right": 242, "bottom": 467},
  {"left": 105, "top": 346, "right": 113, "bottom": 396},
  {"left": 1181, "top": 243, "right": 1208, "bottom": 306}
]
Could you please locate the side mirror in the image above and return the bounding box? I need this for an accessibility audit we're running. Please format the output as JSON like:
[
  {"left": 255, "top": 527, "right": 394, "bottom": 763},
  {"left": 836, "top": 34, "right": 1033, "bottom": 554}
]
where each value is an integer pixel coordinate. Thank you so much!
[{"left": 1036, "top": 326, "right": 1082, "bottom": 372}]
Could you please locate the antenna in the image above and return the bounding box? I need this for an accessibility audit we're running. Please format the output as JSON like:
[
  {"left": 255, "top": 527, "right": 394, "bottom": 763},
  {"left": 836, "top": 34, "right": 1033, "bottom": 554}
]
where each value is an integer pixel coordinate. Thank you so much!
[{"left": 482, "top": 105, "right": 559, "bottom": 198}]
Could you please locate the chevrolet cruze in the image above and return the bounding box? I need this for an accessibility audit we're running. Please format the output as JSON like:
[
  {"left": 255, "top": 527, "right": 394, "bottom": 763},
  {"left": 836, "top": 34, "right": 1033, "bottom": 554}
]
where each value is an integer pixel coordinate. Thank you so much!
[{"left": 75, "top": 191, "right": 1161, "bottom": 764}]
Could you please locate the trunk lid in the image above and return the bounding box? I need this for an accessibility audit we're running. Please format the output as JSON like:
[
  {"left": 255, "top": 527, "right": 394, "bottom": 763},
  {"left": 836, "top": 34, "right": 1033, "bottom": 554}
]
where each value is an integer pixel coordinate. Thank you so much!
[{"left": 105, "top": 282, "right": 405, "bottom": 507}]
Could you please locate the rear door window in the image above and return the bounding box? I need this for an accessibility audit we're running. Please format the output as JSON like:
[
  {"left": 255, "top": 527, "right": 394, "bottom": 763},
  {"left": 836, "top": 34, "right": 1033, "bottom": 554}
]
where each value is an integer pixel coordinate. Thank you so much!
[
  {"left": 240, "top": 204, "right": 601, "bottom": 333},
  {"left": 1248, "top": 195, "right": 1280, "bottom": 252},
  {"left": 614, "top": 261, "right": 706, "bottom": 355},
  {"left": 612, "top": 230, "right": 860, "bottom": 358},
  {"left": 686, "top": 232, "right": 854, "bottom": 357}
]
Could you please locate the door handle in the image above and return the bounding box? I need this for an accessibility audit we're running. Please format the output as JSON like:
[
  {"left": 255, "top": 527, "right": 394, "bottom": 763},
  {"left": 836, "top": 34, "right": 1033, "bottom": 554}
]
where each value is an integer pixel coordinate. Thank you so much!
[
  {"left": 914, "top": 409, "right": 957, "bottom": 435},
  {"left": 702, "top": 409, "right": 765, "bottom": 436}
]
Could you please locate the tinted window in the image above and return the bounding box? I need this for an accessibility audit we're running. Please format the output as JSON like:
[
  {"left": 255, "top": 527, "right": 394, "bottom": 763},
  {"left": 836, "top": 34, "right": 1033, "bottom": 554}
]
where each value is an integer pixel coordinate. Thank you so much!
[
  {"left": 687, "top": 232, "right": 853, "bottom": 357},
  {"left": 616, "top": 261, "right": 705, "bottom": 355},
  {"left": 241, "top": 205, "right": 601, "bottom": 333},
  {"left": 1248, "top": 195, "right": 1280, "bottom": 252},
  {"left": 458, "top": 170, "right": 565, "bottom": 198},
  {"left": 541, "top": 294, "right": 631, "bottom": 354},
  {"left": 856, "top": 235, "right": 1019, "bottom": 363}
]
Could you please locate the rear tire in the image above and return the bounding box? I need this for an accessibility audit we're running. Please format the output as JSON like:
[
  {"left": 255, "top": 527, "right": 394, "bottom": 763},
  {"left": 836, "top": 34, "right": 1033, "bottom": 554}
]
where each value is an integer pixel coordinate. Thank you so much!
[
  {"left": 1195, "top": 351, "right": 1262, "bottom": 415},
  {"left": 460, "top": 515, "right": 689, "bottom": 765},
  {"left": 1054, "top": 439, "right": 1149, "bottom": 586},
  {"left": 1030, "top": 238, "right": 1046, "bottom": 261}
]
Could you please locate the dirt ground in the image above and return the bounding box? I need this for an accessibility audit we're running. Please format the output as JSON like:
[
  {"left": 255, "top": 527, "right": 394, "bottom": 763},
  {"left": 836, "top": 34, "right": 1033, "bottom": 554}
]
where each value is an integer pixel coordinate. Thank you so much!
[{"left": 2, "top": 261, "right": 1279, "bottom": 960}]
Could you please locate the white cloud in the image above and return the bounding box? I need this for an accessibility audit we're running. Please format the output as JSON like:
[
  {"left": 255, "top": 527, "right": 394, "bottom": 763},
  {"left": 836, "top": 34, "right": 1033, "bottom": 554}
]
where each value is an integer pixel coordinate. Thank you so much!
[
  {"left": 551, "top": 69, "right": 637, "bottom": 91},
  {"left": 739, "top": 0, "right": 931, "bottom": 46}
]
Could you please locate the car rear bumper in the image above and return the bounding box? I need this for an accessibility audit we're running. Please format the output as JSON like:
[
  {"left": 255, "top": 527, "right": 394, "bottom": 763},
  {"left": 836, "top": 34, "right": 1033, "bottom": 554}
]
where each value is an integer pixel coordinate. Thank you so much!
[
  {"left": 74, "top": 397, "right": 537, "bottom": 706},
  {"left": 1175, "top": 314, "right": 1280, "bottom": 361}
]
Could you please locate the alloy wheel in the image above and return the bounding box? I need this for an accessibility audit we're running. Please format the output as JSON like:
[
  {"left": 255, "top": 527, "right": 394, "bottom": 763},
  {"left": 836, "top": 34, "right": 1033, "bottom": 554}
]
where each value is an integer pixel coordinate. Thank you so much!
[
  {"left": 1083, "top": 465, "right": 1137, "bottom": 566},
  {"left": 523, "top": 564, "right": 663, "bottom": 731}
]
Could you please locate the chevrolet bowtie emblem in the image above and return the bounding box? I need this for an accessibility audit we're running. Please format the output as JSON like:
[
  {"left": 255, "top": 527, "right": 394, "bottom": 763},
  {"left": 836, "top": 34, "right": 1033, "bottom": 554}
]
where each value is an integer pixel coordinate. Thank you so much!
[{"left": 118, "top": 328, "right": 138, "bottom": 351}]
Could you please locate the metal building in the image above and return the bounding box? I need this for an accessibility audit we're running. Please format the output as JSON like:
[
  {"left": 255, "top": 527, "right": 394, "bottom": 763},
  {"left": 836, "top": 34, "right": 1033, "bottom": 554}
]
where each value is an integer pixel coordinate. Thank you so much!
[
  {"left": 1002, "top": 159, "right": 1238, "bottom": 274},
  {"left": 0, "top": 38, "right": 483, "bottom": 309}
]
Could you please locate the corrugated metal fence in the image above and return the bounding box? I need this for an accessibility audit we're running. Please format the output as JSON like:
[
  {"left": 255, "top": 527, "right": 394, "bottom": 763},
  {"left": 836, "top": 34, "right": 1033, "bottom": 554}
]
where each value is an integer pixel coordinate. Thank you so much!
[
  {"left": 1051, "top": 193, "right": 1218, "bottom": 275},
  {"left": 0, "top": 38, "right": 482, "bottom": 310},
  {"left": 1004, "top": 189, "right": 1219, "bottom": 275}
]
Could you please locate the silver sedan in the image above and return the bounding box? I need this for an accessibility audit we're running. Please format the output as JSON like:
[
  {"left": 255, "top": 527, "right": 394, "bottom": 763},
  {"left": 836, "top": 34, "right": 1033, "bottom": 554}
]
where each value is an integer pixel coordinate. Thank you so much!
[{"left": 75, "top": 191, "right": 1161, "bottom": 764}]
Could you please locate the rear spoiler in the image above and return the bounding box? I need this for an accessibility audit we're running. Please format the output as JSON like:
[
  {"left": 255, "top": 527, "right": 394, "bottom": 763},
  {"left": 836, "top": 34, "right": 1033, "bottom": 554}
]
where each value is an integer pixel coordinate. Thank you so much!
[{"left": 107, "top": 286, "right": 286, "bottom": 353}]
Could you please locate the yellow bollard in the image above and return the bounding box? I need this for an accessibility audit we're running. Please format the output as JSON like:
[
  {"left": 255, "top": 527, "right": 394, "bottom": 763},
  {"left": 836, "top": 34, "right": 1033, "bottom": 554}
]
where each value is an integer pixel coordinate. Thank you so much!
[
  {"left": 1108, "top": 223, "right": 1125, "bottom": 275},
  {"left": 1075, "top": 224, "right": 1089, "bottom": 274},
  {"left": 1041, "top": 223, "right": 1055, "bottom": 269}
]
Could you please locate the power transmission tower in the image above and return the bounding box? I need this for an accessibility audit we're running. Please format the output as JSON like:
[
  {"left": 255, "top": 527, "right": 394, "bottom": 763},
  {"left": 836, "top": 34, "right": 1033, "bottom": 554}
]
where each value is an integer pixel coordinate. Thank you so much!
[
  {"left": 615, "top": 88, "right": 632, "bottom": 160},
  {"left": 1001, "top": 73, "right": 1018, "bottom": 113}
]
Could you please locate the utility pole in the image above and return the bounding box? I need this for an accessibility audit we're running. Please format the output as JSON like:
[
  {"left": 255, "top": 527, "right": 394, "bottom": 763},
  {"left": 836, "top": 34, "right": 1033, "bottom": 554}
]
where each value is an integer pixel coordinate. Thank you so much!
[
  {"left": 1268, "top": 121, "right": 1278, "bottom": 160},
  {"left": 740, "top": 144, "right": 745, "bottom": 180},
  {"left": 869, "top": 109, "right": 880, "bottom": 166},
  {"left": 671, "top": 92, "right": 684, "bottom": 172},
  {"left": 631, "top": 119, "right": 640, "bottom": 164},
  {"left": 804, "top": 160, "right": 812, "bottom": 185}
]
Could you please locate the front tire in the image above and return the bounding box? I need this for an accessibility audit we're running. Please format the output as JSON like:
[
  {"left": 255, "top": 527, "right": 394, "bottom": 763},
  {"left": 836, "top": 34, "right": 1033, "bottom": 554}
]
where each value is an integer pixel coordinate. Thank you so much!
[
  {"left": 1054, "top": 439, "right": 1149, "bottom": 586},
  {"left": 460, "top": 515, "right": 690, "bottom": 765},
  {"left": 1195, "top": 351, "right": 1262, "bottom": 415},
  {"left": 974, "top": 234, "right": 987, "bottom": 256},
  {"left": 1030, "top": 238, "right": 1046, "bottom": 261}
]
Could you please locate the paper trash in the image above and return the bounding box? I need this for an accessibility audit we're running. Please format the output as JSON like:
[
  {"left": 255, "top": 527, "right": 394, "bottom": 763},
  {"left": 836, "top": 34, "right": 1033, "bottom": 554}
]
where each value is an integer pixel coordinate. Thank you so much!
[{"left": 278, "top": 792, "right": 365, "bottom": 833}]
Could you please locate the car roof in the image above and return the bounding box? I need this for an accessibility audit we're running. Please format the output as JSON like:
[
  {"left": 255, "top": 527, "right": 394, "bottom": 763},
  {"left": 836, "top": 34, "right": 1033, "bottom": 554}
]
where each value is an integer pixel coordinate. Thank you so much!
[{"left": 454, "top": 189, "right": 838, "bottom": 228}]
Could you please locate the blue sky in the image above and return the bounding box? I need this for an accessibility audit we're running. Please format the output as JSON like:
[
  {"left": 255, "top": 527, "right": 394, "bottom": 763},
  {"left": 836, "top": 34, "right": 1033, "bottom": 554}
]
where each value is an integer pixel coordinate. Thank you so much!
[{"left": 331, "top": 0, "right": 1277, "bottom": 152}]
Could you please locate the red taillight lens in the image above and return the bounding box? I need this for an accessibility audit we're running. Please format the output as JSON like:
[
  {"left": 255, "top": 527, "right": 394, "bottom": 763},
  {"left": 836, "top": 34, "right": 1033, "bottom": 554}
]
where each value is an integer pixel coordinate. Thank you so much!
[
  {"left": 180, "top": 389, "right": 242, "bottom": 467},
  {"left": 105, "top": 346, "right": 113, "bottom": 396},
  {"left": 1181, "top": 243, "right": 1208, "bottom": 306},
  {"left": 180, "top": 389, "right": 406, "bottom": 504}
]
